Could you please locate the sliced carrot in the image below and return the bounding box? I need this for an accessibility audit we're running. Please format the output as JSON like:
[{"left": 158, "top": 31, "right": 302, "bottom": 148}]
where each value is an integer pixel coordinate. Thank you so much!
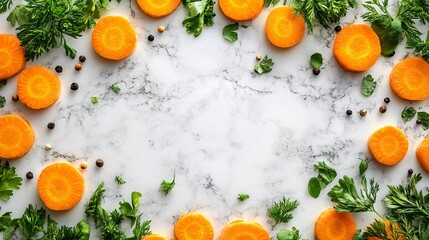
[
  {"left": 219, "top": 0, "right": 264, "bottom": 21},
  {"left": 315, "top": 208, "right": 356, "bottom": 240},
  {"left": 0, "top": 114, "right": 35, "bottom": 160},
  {"left": 417, "top": 137, "right": 429, "bottom": 173},
  {"left": 17, "top": 66, "right": 61, "bottom": 110},
  {"left": 174, "top": 212, "right": 214, "bottom": 240},
  {"left": 0, "top": 34, "right": 25, "bottom": 80},
  {"left": 368, "top": 126, "right": 409, "bottom": 166},
  {"left": 389, "top": 57, "right": 429, "bottom": 101},
  {"left": 367, "top": 221, "right": 406, "bottom": 240},
  {"left": 265, "top": 6, "right": 305, "bottom": 48},
  {"left": 219, "top": 220, "right": 270, "bottom": 240},
  {"left": 38, "top": 162, "right": 85, "bottom": 211},
  {"left": 137, "top": 0, "right": 180, "bottom": 18},
  {"left": 333, "top": 24, "right": 381, "bottom": 72},
  {"left": 141, "top": 234, "right": 171, "bottom": 240},
  {"left": 92, "top": 16, "right": 137, "bottom": 60}
]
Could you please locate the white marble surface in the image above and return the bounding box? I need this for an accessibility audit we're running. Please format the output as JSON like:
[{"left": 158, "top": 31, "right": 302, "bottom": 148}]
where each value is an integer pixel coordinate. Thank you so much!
[{"left": 1, "top": 1, "right": 429, "bottom": 239}]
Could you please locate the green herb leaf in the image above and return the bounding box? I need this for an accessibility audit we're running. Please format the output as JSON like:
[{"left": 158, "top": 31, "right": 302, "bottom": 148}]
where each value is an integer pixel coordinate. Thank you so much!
[
  {"left": 0, "top": 161, "right": 23, "bottom": 201},
  {"left": 353, "top": 229, "right": 365, "bottom": 240},
  {"left": 222, "top": 23, "right": 239, "bottom": 42},
  {"left": 115, "top": 176, "right": 126, "bottom": 185},
  {"left": 6, "top": 4, "right": 29, "bottom": 26},
  {"left": 277, "top": 227, "right": 303, "bottom": 240},
  {"left": 0, "top": 212, "right": 18, "bottom": 240},
  {"left": 267, "top": 196, "right": 299, "bottom": 225},
  {"left": 254, "top": 55, "right": 274, "bottom": 75},
  {"left": 17, "top": 204, "right": 46, "bottom": 239},
  {"left": 417, "top": 111, "right": 429, "bottom": 130},
  {"left": 264, "top": 0, "right": 286, "bottom": 7},
  {"left": 237, "top": 193, "right": 250, "bottom": 201},
  {"left": 361, "top": 75, "right": 377, "bottom": 96},
  {"left": 310, "top": 53, "right": 323, "bottom": 68},
  {"left": 359, "top": 159, "right": 368, "bottom": 176},
  {"left": 132, "top": 215, "right": 151, "bottom": 239},
  {"left": 0, "top": 96, "right": 5, "bottom": 108},
  {"left": 182, "top": 0, "right": 216, "bottom": 37},
  {"left": 308, "top": 177, "right": 321, "bottom": 198},
  {"left": 0, "top": 80, "right": 7, "bottom": 89},
  {"left": 401, "top": 106, "right": 417, "bottom": 123},
  {"left": 0, "top": 0, "right": 12, "bottom": 13},
  {"left": 85, "top": 183, "right": 106, "bottom": 228},
  {"left": 159, "top": 173, "right": 175, "bottom": 196},
  {"left": 119, "top": 192, "right": 142, "bottom": 225},
  {"left": 110, "top": 84, "right": 121, "bottom": 94},
  {"left": 91, "top": 97, "right": 99, "bottom": 104},
  {"left": 314, "top": 161, "right": 337, "bottom": 188}
]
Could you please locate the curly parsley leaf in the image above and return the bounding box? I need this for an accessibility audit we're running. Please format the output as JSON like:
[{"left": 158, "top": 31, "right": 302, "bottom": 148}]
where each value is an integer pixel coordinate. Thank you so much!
[
  {"left": 0, "top": 0, "right": 12, "bottom": 13},
  {"left": 254, "top": 55, "right": 274, "bottom": 74},
  {"left": 159, "top": 173, "right": 176, "bottom": 196},
  {"left": 401, "top": 106, "right": 417, "bottom": 123},
  {"left": 417, "top": 112, "right": 429, "bottom": 130},
  {"left": 267, "top": 196, "right": 299, "bottom": 225},
  {"left": 182, "top": 0, "right": 216, "bottom": 37},
  {"left": 0, "top": 161, "right": 23, "bottom": 201},
  {"left": 361, "top": 75, "right": 377, "bottom": 96},
  {"left": 0, "top": 211, "right": 18, "bottom": 240},
  {"left": 222, "top": 22, "right": 239, "bottom": 42},
  {"left": 17, "top": 204, "right": 46, "bottom": 239},
  {"left": 237, "top": 193, "right": 250, "bottom": 201}
]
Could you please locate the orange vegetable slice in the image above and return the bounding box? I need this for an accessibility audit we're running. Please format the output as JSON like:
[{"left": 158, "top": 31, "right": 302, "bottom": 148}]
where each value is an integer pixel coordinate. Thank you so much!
[
  {"left": 389, "top": 57, "right": 429, "bottom": 101},
  {"left": 417, "top": 137, "right": 429, "bottom": 173},
  {"left": 333, "top": 24, "right": 381, "bottom": 72},
  {"left": 0, "top": 114, "right": 35, "bottom": 160},
  {"left": 0, "top": 34, "right": 26, "bottom": 80},
  {"left": 38, "top": 162, "right": 85, "bottom": 211},
  {"left": 315, "top": 208, "right": 356, "bottom": 240},
  {"left": 219, "top": 220, "right": 270, "bottom": 240},
  {"left": 142, "top": 234, "right": 171, "bottom": 240},
  {"left": 17, "top": 66, "right": 61, "bottom": 110},
  {"left": 92, "top": 16, "right": 137, "bottom": 60},
  {"left": 219, "top": 0, "right": 264, "bottom": 21},
  {"left": 137, "top": 0, "right": 180, "bottom": 18},
  {"left": 368, "top": 126, "right": 409, "bottom": 166},
  {"left": 265, "top": 6, "right": 305, "bottom": 48},
  {"left": 174, "top": 212, "right": 214, "bottom": 240},
  {"left": 367, "top": 221, "right": 406, "bottom": 240}
]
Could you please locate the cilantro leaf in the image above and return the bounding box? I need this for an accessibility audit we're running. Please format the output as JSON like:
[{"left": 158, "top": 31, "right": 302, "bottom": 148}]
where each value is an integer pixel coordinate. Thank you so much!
[
  {"left": 267, "top": 197, "right": 299, "bottom": 225},
  {"left": 237, "top": 193, "right": 250, "bottom": 201},
  {"left": 222, "top": 23, "right": 239, "bottom": 42},
  {"left": 182, "top": 0, "right": 216, "bottom": 37},
  {"left": 361, "top": 75, "right": 377, "bottom": 96},
  {"left": 111, "top": 84, "right": 121, "bottom": 94},
  {"left": 401, "top": 106, "right": 417, "bottom": 123},
  {"left": 417, "top": 111, "right": 429, "bottom": 130},
  {"left": 0, "top": 161, "right": 23, "bottom": 201},
  {"left": 115, "top": 176, "right": 126, "bottom": 185},
  {"left": 310, "top": 53, "right": 323, "bottom": 68},
  {"left": 159, "top": 173, "right": 176, "bottom": 196},
  {"left": 254, "top": 55, "right": 274, "bottom": 74}
]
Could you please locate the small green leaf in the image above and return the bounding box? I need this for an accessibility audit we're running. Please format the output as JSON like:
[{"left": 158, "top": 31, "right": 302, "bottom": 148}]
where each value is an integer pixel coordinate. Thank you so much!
[
  {"left": 237, "top": 193, "right": 250, "bottom": 201},
  {"left": 0, "top": 96, "right": 5, "bottom": 108},
  {"left": 110, "top": 84, "right": 121, "bottom": 94},
  {"left": 277, "top": 227, "right": 302, "bottom": 240},
  {"left": 417, "top": 112, "right": 429, "bottom": 130},
  {"left": 115, "top": 176, "right": 126, "bottom": 185},
  {"left": 91, "top": 97, "right": 98, "bottom": 104},
  {"left": 401, "top": 106, "right": 416, "bottom": 123},
  {"left": 308, "top": 177, "right": 321, "bottom": 198},
  {"left": 359, "top": 159, "right": 368, "bottom": 176},
  {"left": 361, "top": 75, "right": 377, "bottom": 96},
  {"left": 314, "top": 161, "right": 337, "bottom": 188},
  {"left": 159, "top": 173, "right": 176, "bottom": 196},
  {"left": 310, "top": 53, "right": 323, "bottom": 68},
  {"left": 0, "top": 80, "right": 7, "bottom": 90},
  {"left": 222, "top": 23, "right": 239, "bottom": 42},
  {"left": 254, "top": 56, "right": 274, "bottom": 75}
]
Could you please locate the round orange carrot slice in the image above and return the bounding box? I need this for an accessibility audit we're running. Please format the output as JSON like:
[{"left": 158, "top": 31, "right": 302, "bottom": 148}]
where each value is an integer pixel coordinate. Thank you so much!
[
  {"left": 219, "top": 220, "right": 270, "bottom": 240},
  {"left": 38, "top": 162, "right": 85, "bottom": 211},
  {"left": 368, "top": 126, "right": 409, "bottom": 166},
  {"left": 219, "top": 0, "right": 264, "bottom": 22},
  {"left": 17, "top": 66, "right": 61, "bottom": 110},
  {"left": 0, "top": 114, "right": 35, "bottom": 160},
  {"left": 137, "top": 0, "right": 180, "bottom": 18},
  {"left": 142, "top": 234, "right": 171, "bottom": 240},
  {"left": 367, "top": 221, "right": 406, "bottom": 240},
  {"left": 92, "top": 16, "right": 137, "bottom": 60},
  {"left": 265, "top": 6, "right": 305, "bottom": 48},
  {"left": 390, "top": 57, "right": 429, "bottom": 101},
  {"left": 315, "top": 208, "right": 356, "bottom": 240},
  {"left": 174, "top": 212, "right": 214, "bottom": 240},
  {"left": 417, "top": 137, "right": 429, "bottom": 173},
  {"left": 0, "top": 34, "right": 25, "bottom": 80},
  {"left": 333, "top": 24, "right": 381, "bottom": 72}
]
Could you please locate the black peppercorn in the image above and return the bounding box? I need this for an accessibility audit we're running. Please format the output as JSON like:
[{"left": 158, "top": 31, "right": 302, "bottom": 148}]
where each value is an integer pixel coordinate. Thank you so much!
[
  {"left": 26, "top": 171, "right": 33, "bottom": 179},
  {"left": 417, "top": 119, "right": 422, "bottom": 125},
  {"left": 313, "top": 68, "right": 321, "bottom": 75},
  {"left": 346, "top": 110, "right": 352, "bottom": 116},
  {"left": 408, "top": 169, "right": 413, "bottom": 177},
  {"left": 387, "top": 51, "right": 395, "bottom": 57},
  {"left": 55, "top": 66, "right": 63, "bottom": 73},
  {"left": 70, "top": 82, "right": 79, "bottom": 91},
  {"left": 12, "top": 94, "right": 19, "bottom": 102},
  {"left": 147, "top": 35, "right": 154, "bottom": 41},
  {"left": 47, "top": 122, "right": 55, "bottom": 129},
  {"left": 334, "top": 26, "right": 342, "bottom": 32},
  {"left": 384, "top": 97, "right": 390, "bottom": 104},
  {"left": 96, "top": 159, "right": 104, "bottom": 168},
  {"left": 75, "top": 63, "right": 82, "bottom": 71},
  {"left": 379, "top": 105, "right": 387, "bottom": 113},
  {"left": 79, "top": 55, "right": 86, "bottom": 63},
  {"left": 359, "top": 109, "right": 367, "bottom": 117}
]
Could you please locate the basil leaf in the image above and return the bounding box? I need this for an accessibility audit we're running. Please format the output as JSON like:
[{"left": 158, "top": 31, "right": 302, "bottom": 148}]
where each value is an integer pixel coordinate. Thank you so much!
[
  {"left": 310, "top": 53, "right": 323, "bottom": 68},
  {"left": 222, "top": 23, "right": 239, "bottom": 42},
  {"left": 0, "top": 80, "right": 6, "bottom": 90},
  {"left": 417, "top": 112, "right": 429, "bottom": 130},
  {"left": 0, "top": 96, "right": 5, "bottom": 108},
  {"left": 361, "top": 75, "right": 377, "bottom": 96},
  {"left": 254, "top": 55, "right": 274, "bottom": 75},
  {"left": 401, "top": 106, "right": 416, "bottom": 123},
  {"left": 359, "top": 159, "right": 368, "bottom": 176},
  {"left": 308, "top": 177, "right": 321, "bottom": 198}
]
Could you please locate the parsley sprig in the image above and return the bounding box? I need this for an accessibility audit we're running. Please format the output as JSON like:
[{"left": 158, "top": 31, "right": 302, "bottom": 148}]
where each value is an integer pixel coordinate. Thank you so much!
[
  {"left": 267, "top": 196, "right": 299, "bottom": 225},
  {"left": 182, "top": 0, "right": 216, "bottom": 37},
  {"left": 159, "top": 173, "right": 176, "bottom": 196},
  {"left": 0, "top": 161, "right": 22, "bottom": 201}
]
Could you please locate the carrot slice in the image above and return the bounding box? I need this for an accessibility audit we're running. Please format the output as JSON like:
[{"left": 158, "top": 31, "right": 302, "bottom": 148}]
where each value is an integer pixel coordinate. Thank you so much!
[
  {"left": 174, "top": 212, "right": 214, "bottom": 240},
  {"left": 17, "top": 66, "right": 61, "bottom": 110},
  {"left": 0, "top": 114, "right": 35, "bottom": 160},
  {"left": 137, "top": 0, "right": 180, "bottom": 18},
  {"left": 265, "top": 6, "right": 305, "bottom": 48},
  {"left": 417, "top": 137, "right": 429, "bottom": 173},
  {"left": 0, "top": 34, "right": 25, "bottom": 80},
  {"left": 219, "top": 0, "right": 264, "bottom": 21},
  {"left": 367, "top": 221, "right": 406, "bottom": 240},
  {"left": 333, "top": 24, "right": 381, "bottom": 72},
  {"left": 142, "top": 234, "right": 171, "bottom": 240},
  {"left": 315, "top": 208, "right": 356, "bottom": 240},
  {"left": 219, "top": 220, "right": 270, "bottom": 240},
  {"left": 368, "top": 126, "right": 409, "bottom": 166},
  {"left": 92, "top": 16, "right": 137, "bottom": 60},
  {"left": 38, "top": 162, "right": 85, "bottom": 211},
  {"left": 389, "top": 57, "right": 429, "bottom": 101}
]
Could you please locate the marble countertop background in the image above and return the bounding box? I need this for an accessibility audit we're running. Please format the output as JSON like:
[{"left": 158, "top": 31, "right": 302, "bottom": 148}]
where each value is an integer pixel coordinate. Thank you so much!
[{"left": 1, "top": 0, "right": 429, "bottom": 239}]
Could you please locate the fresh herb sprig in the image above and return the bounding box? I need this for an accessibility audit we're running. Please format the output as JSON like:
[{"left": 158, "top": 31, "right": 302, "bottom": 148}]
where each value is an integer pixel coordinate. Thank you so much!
[
  {"left": 182, "top": 0, "right": 216, "bottom": 37},
  {"left": 237, "top": 193, "right": 250, "bottom": 201},
  {"left": 264, "top": 0, "right": 287, "bottom": 7},
  {"left": 0, "top": 161, "right": 22, "bottom": 201},
  {"left": 267, "top": 197, "right": 299, "bottom": 225},
  {"left": 277, "top": 227, "right": 305, "bottom": 240},
  {"left": 0, "top": 0, "right": 12, "bottom": 13},
  {"left": 308, "top": 161, "right": 337, "bottom": 198},
  {"left": 115, "top": 176, "right": 126, "bottom": 185},
  {"left": 254, "top": 55, "right": 274, "bottom": 74},
  {"left": 159, "top": 173, "right": 176, "bottom": 196}
]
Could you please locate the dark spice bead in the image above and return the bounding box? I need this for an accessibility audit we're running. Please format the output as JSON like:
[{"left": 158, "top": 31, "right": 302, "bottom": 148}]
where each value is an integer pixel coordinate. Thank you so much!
[
  {"left": 359, "top": 109, "right": 367, "bottom": 117},
  {"left": 408, "top": 169, "right": 413, "bottom": 177},
  {"left": 379, "top": 105, "right": 387, "bottom": 113},
  {"left": 387, "top": 51, "right": 395, "bottom": 57},
  {"left": 47, "top": 122, "right": 55, "bottom": 130},
  {"left": 26, "top": 171, "right": 33, "bottom": 179},
  {"left": 55, "top": 66, "right": 63, "bottom": 73},
  {"left": 75, "top": 63, "right": 82, "bottom": 71},
  {"left": 312, "top": 68, "right": 321, "bottom": 75},
  {"left": 334, "top": 26, "right": 342, "bottom": 32},
  {"left": 384, "top": 97, "right": 390, "bottom": 104},
  {"left": 147, "top": 35, "right": 154, "bottom": 41},
  {"left": 346, "top": 110, "right": 352, "bottom": 116},
  {"left": 70, "top": 82, "right": 79, "bottom": 91},
  {"left": 79, "top": 55, "right": 86, "bottom": 63},
  {"left": 12, "top": 94, "right": 19, "bottom": 102},
  {"left": 417, "top": 119, "right": 422, "bottom": 125},
  {"left": 96, "top": 159, "right": 104, "bottom": 168}
]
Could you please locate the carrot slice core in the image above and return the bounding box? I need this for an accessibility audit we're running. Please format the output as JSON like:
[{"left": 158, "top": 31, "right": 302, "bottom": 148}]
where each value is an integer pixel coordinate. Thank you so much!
[
  {"left": 0, "top": 114, "right": 35, "bottom": 160},
  {"left": 315, "top": 208, "right": 356, "bottom": 240},
  {"left": 219, "top": 0, "right": 264, "bottom": 21},
  {"left": 265, "top": 6, "right": 305, "bottom": 48},
  {"left": 417, "top": 137, "right": 429, "bottom": 173},
  {"left": 0, "top": 34, "right": 26, "bottom": 80},
  {"left": 219, "top": 220, "right": 270, "bottom": 240},
  {"left": 174, "top": 212, "right": 214, "bottom": 240},
  {"left": 368, "top": 126, "right": 409, "bottom": 166},
  {"left": 137, "top": 0, "right": 180, "bottom": 17},
  {"left": 38, "top": 162, "right": 85, "bottom": 211}
]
